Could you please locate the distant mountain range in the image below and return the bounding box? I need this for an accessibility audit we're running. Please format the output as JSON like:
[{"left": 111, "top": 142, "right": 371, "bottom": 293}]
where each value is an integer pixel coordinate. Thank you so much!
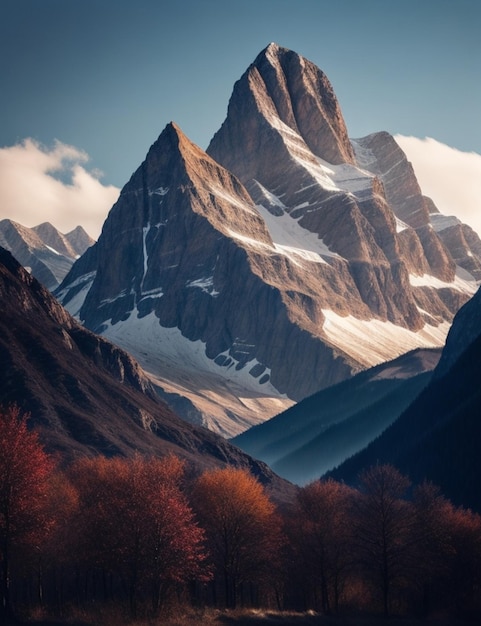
[
  {"left": 55, "top": 43, "right": 480, "bottom": 437},
  {"left": 0, "top": 246, "right": 293, "bottom": 502},
  {"left": 0, "top": 219, "right": 94, "bottom": 290}
]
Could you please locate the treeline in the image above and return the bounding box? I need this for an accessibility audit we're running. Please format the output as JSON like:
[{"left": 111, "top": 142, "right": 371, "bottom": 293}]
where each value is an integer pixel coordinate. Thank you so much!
[{"left": 1, "top": 405, "right": 481, "bottom": 623}]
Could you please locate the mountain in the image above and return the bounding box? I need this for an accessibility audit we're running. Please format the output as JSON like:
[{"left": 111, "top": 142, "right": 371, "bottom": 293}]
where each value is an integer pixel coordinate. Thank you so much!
[
  {"left": 33, "top": 222, "right": 94, "bottom": 260},
  {"left": 328, "top": 285, "right": 481, "bottom": 512},
  {"left": 56, "top": 43, "right": 480, "bottom": 437},
  {"left": 0, "top": 219, "right": 94, "bottom": 290},
  {"left": 352, "top": 131, "right": 481, "bottom": 281},
  {"left": 434, "top": 285, "right": 481, "bottom": 378},
  {"left": 232, "top": 348, "right": 441, "bottom": 485},
  {"left": 0, "top": 246, "right": 295, "bottom": 502}
]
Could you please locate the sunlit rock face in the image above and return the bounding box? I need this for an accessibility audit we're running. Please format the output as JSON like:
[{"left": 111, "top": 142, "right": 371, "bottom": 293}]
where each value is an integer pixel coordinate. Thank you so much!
[
  {"left": 208, "top": 43, "right": 477, "bottom": 330},
  {"left": 57, "top": 44, "right": 481, "bottom": 437}
]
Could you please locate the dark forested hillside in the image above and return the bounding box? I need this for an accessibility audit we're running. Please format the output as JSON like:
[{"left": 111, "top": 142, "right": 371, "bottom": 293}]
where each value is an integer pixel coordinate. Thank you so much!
[
  {"left": 329, "top": 331, "right": 481, "bottom": 512},
  {"left": 232, "top": 348, "right": 441, "bottom": 484}
]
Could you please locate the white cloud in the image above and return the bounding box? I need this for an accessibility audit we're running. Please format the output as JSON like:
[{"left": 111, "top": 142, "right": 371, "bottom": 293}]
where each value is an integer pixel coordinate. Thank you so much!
[
  {"left": 0, "top": 139, "right": 120, "bottom": 239},
  {"left": 3, "top": 135, "right": 479, "bottom": 244},
  {"left": 395, "top": 135, "right": 481, "bottom": 237}
]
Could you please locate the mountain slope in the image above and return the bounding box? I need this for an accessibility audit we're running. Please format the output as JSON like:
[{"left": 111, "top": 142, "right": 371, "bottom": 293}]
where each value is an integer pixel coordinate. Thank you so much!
[
  {"left": 56, "top": 43, "right": 479, "bottom": 437},
  {"left": 232, "top": 348, "right": 441, "bottom": 484},
  {"left": 0, "top": 246, "right": 294, "bottom": 502},
  {"left": 208, "top": 44, "right": 476, "bottom": 326},
  {"left": 0, "top": 219, "right": 94, "bottom": 290},
  {"left": 329, "top": 286, "right": 481, "bottom": 512}
]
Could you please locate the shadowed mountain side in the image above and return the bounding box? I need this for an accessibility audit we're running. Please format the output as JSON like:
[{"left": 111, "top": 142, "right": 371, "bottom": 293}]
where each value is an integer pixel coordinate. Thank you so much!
[
  {"left": 232, "top": 348, "right": 441, "bottom": 484},
  {"left": 328, "top": 318, "right": 481, "bottom": 512},
  {"left": 0, "top": 247, "right": 295, "bottom": 503}
]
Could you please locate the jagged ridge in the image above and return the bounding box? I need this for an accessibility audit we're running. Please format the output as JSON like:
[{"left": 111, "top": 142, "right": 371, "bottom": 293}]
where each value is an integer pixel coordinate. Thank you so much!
[{"left": 56, "top": 44, "right": 481, "bottom": 437}]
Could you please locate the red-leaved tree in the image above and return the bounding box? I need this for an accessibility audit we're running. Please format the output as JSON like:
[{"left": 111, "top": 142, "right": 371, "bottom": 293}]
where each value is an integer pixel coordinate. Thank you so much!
[
  {"left": 0, "top": 405, "right": 55, "bottom": 617},
  {"left": 69, "top": 454, "right": 208, "bottom": 616}
]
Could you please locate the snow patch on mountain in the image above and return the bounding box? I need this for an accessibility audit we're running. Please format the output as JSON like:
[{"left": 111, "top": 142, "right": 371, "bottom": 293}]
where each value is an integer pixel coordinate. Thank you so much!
[
  {"left": 395, "top": 217, "right": 409, "bottom": 233},
  {"left": 98, "top": 309, "right": 293, "bottom": 437},
  {"left": 186, "top": 276, "right": 219, "bottom": 297},
  {"left": 409, "top": 267, "right": 477, "bottom": 295},
  {"left": 350, "top": 138, "right": 376, "bottom": 168},
  {"left": 255, "top": 198, "right": 341, "bottom": 262},
  {"left": 274, "top": 119, "right": 375, "bottom": 197},
  {"left": 101, "top": 310, "right": 285, "bottom": 398},
  {"left": 56, "top": 271, "right": 96, "bottom": 317},
  {"left": 149, "top": 186, "right": 169, "bottom": 197},
  {"left": 322, "top": 309, "right": 450, "bottom": 367},
  {"left": 45, "top": 245, "right": 60, "bottom": 256}
]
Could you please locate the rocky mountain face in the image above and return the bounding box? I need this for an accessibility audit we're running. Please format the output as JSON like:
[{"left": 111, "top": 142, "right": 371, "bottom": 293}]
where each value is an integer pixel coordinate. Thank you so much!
[
  {"left": 352, "top": 131, "right": 481, "bottom": 281},
  {"left": 329, "top": 284, "right": 481, "bottom": 513},
  {"left": 232, "top": 347, "right": 441, "bottom": 485},
  {"left": 33, "top": 222, "right": 93, "bottom": 259},
  {"left": 0, "top": 219, "right": 94, "bottom": 290},
  {"left": 56, "top": 43, "right": 480, "bottom": 437},
  {"left": 0, "top": 246, "right": 294, "bottom": 502}
]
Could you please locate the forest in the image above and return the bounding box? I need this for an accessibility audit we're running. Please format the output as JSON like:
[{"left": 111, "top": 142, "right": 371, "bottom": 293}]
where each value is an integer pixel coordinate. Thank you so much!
[{"left": 1, "top": 404, "right": 481, "bottom": 625}]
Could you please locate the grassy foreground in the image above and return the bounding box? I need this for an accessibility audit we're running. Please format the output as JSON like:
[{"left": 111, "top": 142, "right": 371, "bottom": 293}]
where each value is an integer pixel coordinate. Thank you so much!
[{"left": 23, "top": 607, "right": 479, "bottom": 626}]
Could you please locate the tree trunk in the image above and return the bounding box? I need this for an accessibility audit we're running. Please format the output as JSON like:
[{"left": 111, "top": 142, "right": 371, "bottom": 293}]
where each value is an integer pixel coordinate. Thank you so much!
[{"left": 1, "top": 536, "right": 12, "bottom": 618}]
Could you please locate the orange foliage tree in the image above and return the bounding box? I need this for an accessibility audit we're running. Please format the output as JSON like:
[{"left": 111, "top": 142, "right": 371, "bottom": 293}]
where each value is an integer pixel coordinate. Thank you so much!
[
  {"left": 69, "top": 454, "right": 208, "bottom": 616},
  {"left": 193, "top": 467, "right": 283, "bottom": 609},
  {"left": 0, "top": 405, "right": 55, "bottom": 618}
]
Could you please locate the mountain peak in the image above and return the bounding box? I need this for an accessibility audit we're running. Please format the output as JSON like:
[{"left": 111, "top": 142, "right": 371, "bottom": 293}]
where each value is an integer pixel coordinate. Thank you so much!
[
  {"left": 120, "top": 121, "right": 269, "bottom": 244},
  {"left": 64, "top": 225, "right": 96, "bottom": 259},
  {"left": 57, "top": 45, "right": 481, "bottom": 439},
  {"left": 257, "top": 41, "right": 286, "bottom": 60},
  {"left": 208, "top": 44, "right": 355, "bottom": 184}
]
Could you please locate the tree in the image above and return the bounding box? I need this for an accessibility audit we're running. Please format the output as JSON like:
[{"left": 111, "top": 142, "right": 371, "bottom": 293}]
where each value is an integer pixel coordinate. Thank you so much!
[
  {"left": 292, "top": 479, "right": 355, "bottom": 613},
  {"left": 353, "top": 464, "right": 414, "bottom": 616},
  {"left": 411, "top": 481, "right": 454, "bottom": 614},
  {"left": 193, "top": 467, "right": 283, "bottom": 609},
  {"left": 442, "top": 502, "right": 481, "bottom": 613},
  {"left": 69, "top": 454, "right": 208, "bottom": 615},
  {"left": 35, "top": 471, "right": 79, "bottom": 611},
  {"left": 0, "top": 405, "right": 54, "bottom": 618}
]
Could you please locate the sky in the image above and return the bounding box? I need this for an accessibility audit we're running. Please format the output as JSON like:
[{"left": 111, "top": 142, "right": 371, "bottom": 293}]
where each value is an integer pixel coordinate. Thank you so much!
[{"left": 0, "top": 0, "right": 480, "bottom": 239}]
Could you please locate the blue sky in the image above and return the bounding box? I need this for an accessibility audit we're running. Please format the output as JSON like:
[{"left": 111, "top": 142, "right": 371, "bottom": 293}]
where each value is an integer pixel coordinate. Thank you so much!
[{"left": 1, "top": 0, "right": 480, "bottom": 237}]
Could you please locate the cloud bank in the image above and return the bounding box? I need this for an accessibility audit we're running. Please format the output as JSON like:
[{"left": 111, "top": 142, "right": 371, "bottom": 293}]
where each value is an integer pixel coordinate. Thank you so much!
[
  {"left": 0, "top": 139, "right": 120, "bottom": 239},
  {"left": 1, "top": 136, "right": 480, "bottom": 242},
  {"left": 395, "top": 135, "right": 481, "bottom": 236}
]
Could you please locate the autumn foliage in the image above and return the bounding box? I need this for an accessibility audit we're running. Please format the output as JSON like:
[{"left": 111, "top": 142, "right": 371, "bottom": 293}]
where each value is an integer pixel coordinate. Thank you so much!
[
  {"left": 0, "top": 405, "right": 55, "bottom": 616},
  {"left": 1, "top": 404, "right": 481, "bottom": 622},
  {"left": 193, "top": 467, "right": 283, "bottom": 608},
  {"left": 68, "top": 455, "right": 209, "bottom": 615}
]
